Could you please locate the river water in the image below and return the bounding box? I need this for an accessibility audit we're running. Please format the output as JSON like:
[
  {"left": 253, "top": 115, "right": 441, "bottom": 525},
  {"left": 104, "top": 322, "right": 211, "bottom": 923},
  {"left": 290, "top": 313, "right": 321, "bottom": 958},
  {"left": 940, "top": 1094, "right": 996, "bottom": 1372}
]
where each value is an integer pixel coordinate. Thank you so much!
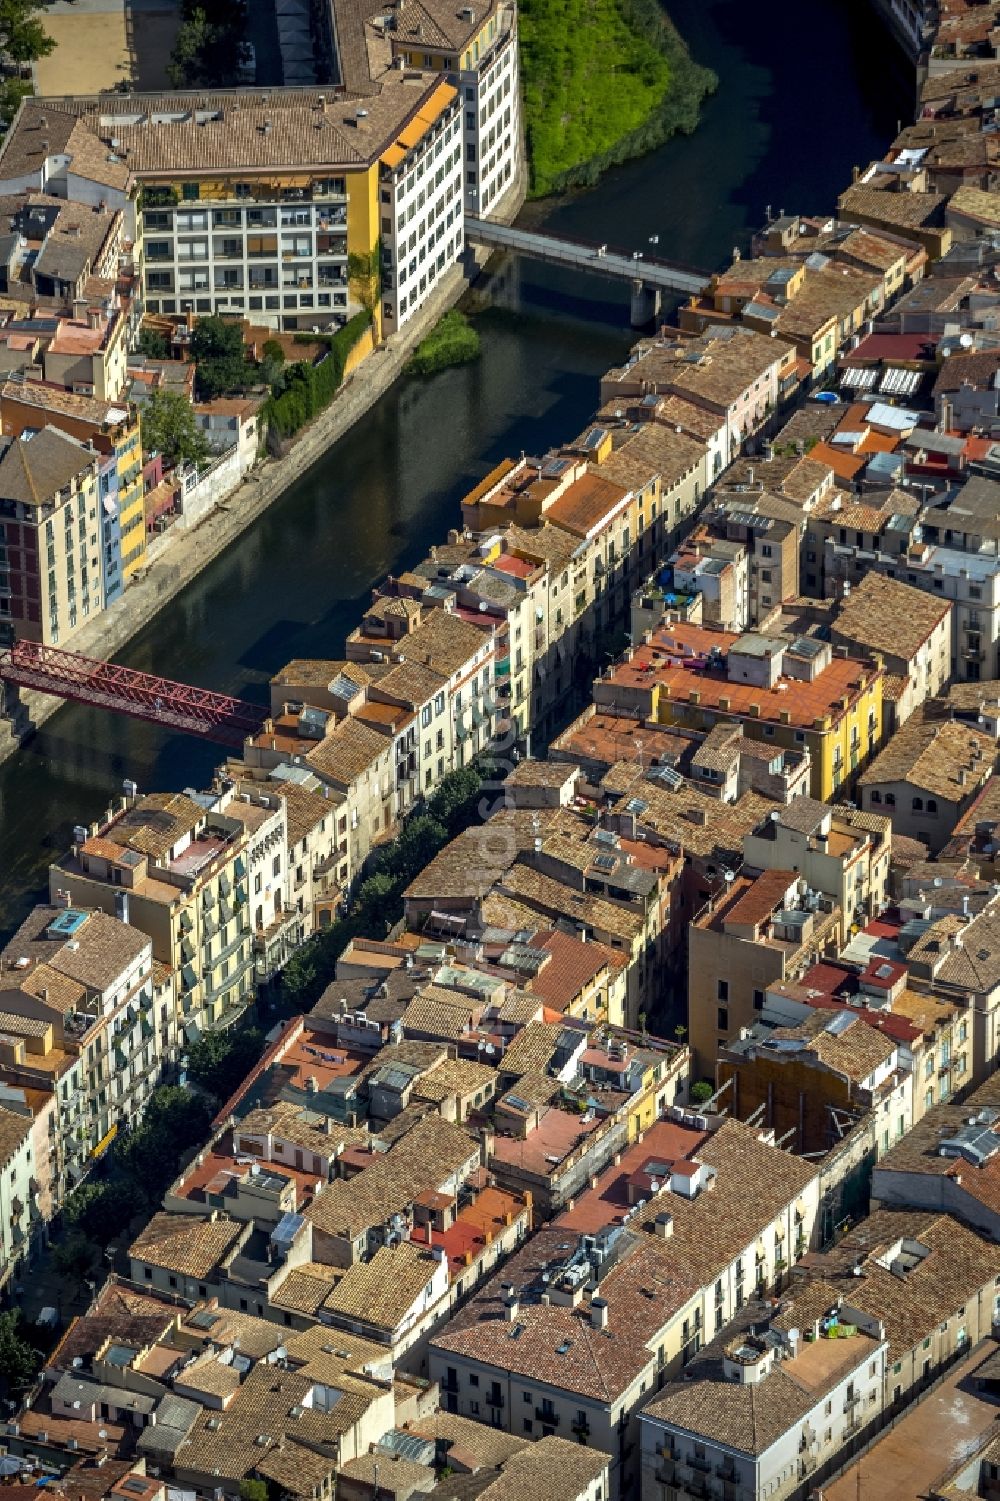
[{"left": 0, "top": 0, "right": 912, "bottom": 937}]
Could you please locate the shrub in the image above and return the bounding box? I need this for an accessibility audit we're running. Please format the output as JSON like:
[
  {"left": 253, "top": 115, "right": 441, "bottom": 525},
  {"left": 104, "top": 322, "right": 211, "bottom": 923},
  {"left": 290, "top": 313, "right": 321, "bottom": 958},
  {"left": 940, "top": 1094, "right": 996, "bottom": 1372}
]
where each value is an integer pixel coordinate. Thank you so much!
[
  {"left": 407, "top": 310, "right": 480, "bottom": 377},
  {"left": 264, "top": 310, "right": 371, "bottom": 445}
]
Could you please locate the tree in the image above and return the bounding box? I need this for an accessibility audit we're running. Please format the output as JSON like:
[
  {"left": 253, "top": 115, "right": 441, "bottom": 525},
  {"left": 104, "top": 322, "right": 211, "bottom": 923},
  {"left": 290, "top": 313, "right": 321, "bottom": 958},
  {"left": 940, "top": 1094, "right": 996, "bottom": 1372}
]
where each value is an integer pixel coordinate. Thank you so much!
[
  {"left": 427, "top": 765, "right": 482, "bottom": 835},
  {"left": 139, "top": 327, "right": 170, "bottom": 359},
  {"left": 63, "top": 1179, "right": 143, "bottom": 1243},
  {"left": 190, "top": 314, "right": 253, "bottom": 399},
  {"left": 0, "top": 76, "right": 30, "bottom": 132},
  {"left": 51, "top": 1231, "right": 97, "bottom": 1283},
  {"left": 240, "top": 1484, "right": 268, "bottom": 1501},
  {"left": 140, "top": 388, "right": 209, "bottom": 470},
  {"left": 690, "top": 1080, "right": 714, "bottom": 1105},
  {"left": 353, "top": 870, "right": 398, "bottom": 934},
  {"left": 0, "top": 0, "right": 54, "bottom": 62},
  {"left": 187, "top": 1026, "right": 265, "bottom": 1102},
  {"left": 347, "top": 245, "right": 381, "bottom": 315},
  {"left": 0, "top": 1311, "right": 39, "bottom": 1395}
]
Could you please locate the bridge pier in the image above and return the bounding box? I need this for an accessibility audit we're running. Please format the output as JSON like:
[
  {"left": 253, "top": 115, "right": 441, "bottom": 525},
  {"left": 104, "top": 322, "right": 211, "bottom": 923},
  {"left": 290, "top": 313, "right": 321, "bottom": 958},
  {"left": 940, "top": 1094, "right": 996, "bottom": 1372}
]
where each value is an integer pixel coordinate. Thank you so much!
[{"left": 630, "top": 280, "right": 660, "bottom": 328}]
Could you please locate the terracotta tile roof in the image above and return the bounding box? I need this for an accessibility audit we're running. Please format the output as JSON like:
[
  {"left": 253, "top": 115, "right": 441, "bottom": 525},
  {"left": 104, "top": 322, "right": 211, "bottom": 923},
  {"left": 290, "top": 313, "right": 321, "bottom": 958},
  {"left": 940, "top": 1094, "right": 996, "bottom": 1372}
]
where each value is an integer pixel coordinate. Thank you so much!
[
  {"left": 270, "top": 1261, "right": 341, "bottom": 1317},
  {"left": 322, "top": 1241, "right": 439, "bottom": 1332},
  {"left": 766, "top": 1008, "right": 897, "bottom": 1083},
  {"left": 812, "top": 1208, "right": 999, "bottom": 1361},
  {"left": 719, "top": 868, "right": 797, "bottom": 930},
  {"left": 129, "top": 1211, "right": 241, "bottom": 1279},
  {"left": 644, "top": 1287, "right": 879, "bottom": 1455},
  {"left": 430, "top": 1227, "right": 701, "bottom": 1404},
  {"left": 498, "top": 862, "right": 643, "bottom": 943},
  {"left": 544, "top": 471, "right": 630, "bottom": 538},
  {"left": 306, "top": 713, "right": 389, "bottom": 785},
  {"left": 858, "top": 714, "right": 995, "bottom": 799},
  {"left": 0, "top": 428, "right": 95, "bottom": 505},
  {"left": 304, "top": 1114, "right": 477, "bottom": 1240},
  {"left": 833, "top": 573, "right": 950, "bottom": 662}
]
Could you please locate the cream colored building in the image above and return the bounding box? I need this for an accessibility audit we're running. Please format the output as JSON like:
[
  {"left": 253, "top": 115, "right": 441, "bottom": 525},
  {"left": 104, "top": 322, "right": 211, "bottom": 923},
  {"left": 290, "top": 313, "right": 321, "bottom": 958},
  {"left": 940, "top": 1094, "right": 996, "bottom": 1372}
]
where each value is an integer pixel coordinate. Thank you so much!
[
  {"left": 0, "top": 426, "right": 100, "bottom": 647},
  {"left": 50, "top": 787, "right": 259, "bottom": 1041}
]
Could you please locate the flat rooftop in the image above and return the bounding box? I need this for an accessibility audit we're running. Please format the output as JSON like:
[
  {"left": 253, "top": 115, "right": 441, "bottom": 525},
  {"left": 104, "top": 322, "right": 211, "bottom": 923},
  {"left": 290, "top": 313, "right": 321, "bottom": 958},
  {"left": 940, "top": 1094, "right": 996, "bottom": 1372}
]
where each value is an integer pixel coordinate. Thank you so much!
[
  {"left": 553, "top": 1118, "right": 709, "bottom": 1234},
  {"left": 489, "top": 1104, "right": 604, "bottom": 1176},
  {"left": 174, "top": 1129, "right": 323, "bottom": 1212}
]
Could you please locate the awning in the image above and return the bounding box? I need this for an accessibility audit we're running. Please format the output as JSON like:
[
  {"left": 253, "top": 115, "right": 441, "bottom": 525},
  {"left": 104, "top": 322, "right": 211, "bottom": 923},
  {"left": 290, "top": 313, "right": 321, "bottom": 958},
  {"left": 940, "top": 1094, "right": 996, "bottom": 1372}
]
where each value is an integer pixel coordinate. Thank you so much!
[
  {"left": 184, "top": 1021, "right": 201, "bottom": 1045},
  {"left": 90, "top": 1123, "right": 118, "bottom": 1159}
]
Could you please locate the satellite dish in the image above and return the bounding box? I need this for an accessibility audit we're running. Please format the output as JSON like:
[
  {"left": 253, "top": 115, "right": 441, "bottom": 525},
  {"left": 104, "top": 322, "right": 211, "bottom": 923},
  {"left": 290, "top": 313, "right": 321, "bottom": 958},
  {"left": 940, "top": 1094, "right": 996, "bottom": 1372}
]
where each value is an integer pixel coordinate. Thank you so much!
[{"left": 960, "top": 333, "right": 974, "bottom": 348}]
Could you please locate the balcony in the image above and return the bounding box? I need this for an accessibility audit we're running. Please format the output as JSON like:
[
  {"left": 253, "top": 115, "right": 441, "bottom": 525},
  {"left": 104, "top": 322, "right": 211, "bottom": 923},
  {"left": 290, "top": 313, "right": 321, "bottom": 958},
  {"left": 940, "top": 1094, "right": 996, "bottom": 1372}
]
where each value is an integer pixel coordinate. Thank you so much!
[
  {"left": 535, "top": 1408, "right": 559, "bottom": 1426},
  {"left": 486, "top": 1391, "right": 504, "bottom": 1409}
]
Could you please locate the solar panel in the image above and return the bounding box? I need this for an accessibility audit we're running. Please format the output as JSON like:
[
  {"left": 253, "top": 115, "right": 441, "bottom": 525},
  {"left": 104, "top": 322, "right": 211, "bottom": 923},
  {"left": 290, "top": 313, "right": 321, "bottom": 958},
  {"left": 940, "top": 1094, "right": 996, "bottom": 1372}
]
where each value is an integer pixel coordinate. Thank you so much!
[
  {"left": 591, "top": 853, "right": 619, "bottom": 873},
  {"left": 505, "top": 1094, "right": 532, "bottom": 1113}
]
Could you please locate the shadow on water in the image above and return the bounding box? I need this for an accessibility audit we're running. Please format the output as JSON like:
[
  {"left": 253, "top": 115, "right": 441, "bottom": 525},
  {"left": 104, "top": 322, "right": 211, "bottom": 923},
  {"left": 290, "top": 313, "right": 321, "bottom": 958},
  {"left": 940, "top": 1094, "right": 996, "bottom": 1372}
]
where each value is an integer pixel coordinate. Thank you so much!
[{"left": 0, "top": 0, "right": 914, "bottom": 939}]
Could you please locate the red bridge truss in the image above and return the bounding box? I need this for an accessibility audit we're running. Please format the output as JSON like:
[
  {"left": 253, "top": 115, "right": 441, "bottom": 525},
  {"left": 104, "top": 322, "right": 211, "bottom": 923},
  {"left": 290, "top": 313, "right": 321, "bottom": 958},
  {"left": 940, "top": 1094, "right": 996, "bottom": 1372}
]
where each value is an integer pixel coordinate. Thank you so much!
[{"left": 0, "top": 640, "right": 269, "bottom": 749}]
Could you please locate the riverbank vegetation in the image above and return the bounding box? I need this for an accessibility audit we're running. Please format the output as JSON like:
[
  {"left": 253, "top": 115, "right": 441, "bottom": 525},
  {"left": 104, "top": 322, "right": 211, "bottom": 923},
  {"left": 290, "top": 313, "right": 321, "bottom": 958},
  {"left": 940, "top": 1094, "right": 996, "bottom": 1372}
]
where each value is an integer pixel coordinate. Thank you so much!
[
  {"left": 262, "top": 310, "right": 372, "bottom": 447},
  {"left": 520, "top": 0, "right": 716, "bottom": 197},
  {"left": 407, "top": 310, "right": 481, "bottom": 377}
]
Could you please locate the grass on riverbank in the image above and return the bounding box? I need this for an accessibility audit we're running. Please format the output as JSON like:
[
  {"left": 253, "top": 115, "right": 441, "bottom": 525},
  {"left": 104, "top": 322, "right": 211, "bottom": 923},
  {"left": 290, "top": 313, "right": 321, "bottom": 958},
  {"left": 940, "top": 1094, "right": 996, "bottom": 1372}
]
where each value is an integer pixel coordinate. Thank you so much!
[
  {"left": 407, "top": 310, "right": 481, "bottom": 377},
  {"left": 520, "top": 0, "right": 716, "bottom": 198}
]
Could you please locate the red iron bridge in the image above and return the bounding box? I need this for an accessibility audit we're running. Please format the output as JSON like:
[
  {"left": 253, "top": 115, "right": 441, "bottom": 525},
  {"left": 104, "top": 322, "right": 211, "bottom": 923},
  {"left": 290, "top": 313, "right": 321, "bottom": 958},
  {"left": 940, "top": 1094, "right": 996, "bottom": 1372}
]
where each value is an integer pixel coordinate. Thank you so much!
[{"left": 0, "top": 641, "right": 269, "bottom": 748}]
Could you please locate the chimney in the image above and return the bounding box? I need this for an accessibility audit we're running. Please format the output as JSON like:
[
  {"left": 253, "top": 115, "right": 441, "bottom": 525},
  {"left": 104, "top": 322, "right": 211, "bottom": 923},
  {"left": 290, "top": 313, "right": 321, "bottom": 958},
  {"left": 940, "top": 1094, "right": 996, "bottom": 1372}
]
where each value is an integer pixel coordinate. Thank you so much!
[
  {"left": 425, "top": 1221, "right": 433, "bottom": 1247},
  {"left": 590, "top": 1296, "right": 609, "bottom": 1331},
  {"left": 503, "top": 1286, "right": 519, "bottom": 1322},
  {"left": 654, "top": 1211, "right": 674, "bottom": 1239}
]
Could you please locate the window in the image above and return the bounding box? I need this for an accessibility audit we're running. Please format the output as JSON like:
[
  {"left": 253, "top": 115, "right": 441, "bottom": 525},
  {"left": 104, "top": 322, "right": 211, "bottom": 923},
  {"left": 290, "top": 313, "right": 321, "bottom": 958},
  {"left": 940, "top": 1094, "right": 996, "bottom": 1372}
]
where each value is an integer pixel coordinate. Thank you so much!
[
  {"left": 717, "top": 979, "right": 729, "bottom": 1001},
  {"left": 753, "top": 988, "right": 764, "bottom": 1011},
  {"left": 717, "top": 1006, "right": 728, "bottom": 1033},
  {"left": 912, "top": 796, "right": 923, "bottom": 811}
]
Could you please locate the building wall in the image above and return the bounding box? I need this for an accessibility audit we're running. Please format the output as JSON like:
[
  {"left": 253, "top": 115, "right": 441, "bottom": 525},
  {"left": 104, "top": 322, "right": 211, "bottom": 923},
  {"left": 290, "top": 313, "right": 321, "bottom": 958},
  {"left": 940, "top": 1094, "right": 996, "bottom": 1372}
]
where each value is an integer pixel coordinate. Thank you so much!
[
  {"left": 859, "top": 780, "right": 970, "bottom": 854},
  {"left": 380, "top": 98, "right": 464, "bottom": 336},
  {"left": 688, "top": 924, "right": 788, "bottom": 1080},
  {"left": 143, "top": 175, "right": 353, "bottom": 334}
]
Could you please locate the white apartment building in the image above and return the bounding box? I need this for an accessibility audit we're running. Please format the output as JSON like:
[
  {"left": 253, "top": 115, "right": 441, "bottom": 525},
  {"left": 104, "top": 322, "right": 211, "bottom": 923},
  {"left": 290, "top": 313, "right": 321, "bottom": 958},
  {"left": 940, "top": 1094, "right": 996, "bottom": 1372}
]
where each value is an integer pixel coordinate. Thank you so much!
[
  {"left": 380, "top": 87, "right": 464, "bottom": 335},
  {"left": 457, "top": 3, "right": 519, "bottom": 215},
  {"left": 640, "top": 1287, "right": 888, "bottom": 1501}
]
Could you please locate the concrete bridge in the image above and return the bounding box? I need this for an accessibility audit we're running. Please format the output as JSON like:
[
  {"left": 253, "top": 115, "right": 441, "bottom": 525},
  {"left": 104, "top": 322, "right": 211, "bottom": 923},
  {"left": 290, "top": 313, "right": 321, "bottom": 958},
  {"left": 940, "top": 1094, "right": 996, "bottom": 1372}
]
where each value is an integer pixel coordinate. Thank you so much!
[{"left": 465, "top": 217, "right": 712, "bottom": 325}]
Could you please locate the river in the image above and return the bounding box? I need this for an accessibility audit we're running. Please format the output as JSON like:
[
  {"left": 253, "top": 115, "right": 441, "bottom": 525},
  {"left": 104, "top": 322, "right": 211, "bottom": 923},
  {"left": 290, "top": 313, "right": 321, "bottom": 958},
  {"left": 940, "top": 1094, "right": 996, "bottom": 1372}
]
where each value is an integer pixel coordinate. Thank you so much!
[{"left": 0, "top": 0, "right": 913, "bottom": 938}]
